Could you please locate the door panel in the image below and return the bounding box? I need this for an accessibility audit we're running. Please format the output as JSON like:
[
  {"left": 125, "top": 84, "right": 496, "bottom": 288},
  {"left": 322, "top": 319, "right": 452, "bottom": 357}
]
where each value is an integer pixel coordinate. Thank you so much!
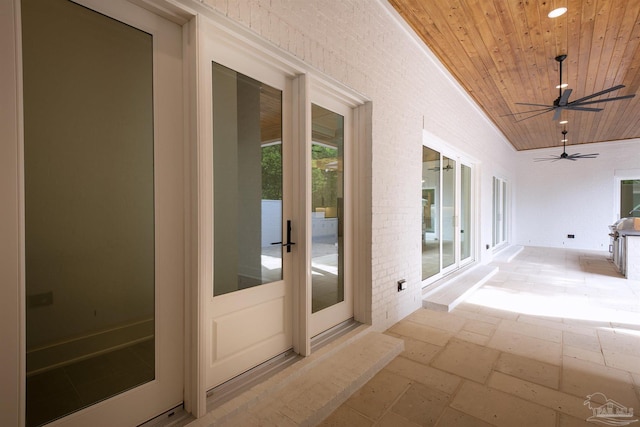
[
  {"left": 204, "top": 55, "right": 292, "bottom": 389},
  {"left": 422, "top": 147, "right": 441, "bottom": 280},
  {"left": 460, "top": 164, "right": 472, "bottom": 261},
  {"left": 309, "top": 98, "right": 353, "bottom": 337},
  {"left": 21, "top": 0, "right": 184, "bottom": 425},
  {"left": 442, "top": 156, "right": 456, "bottom": 271}
]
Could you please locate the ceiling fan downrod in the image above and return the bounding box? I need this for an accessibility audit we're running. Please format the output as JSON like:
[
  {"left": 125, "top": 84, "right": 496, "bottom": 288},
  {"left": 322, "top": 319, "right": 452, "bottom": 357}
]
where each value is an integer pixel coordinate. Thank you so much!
[{"left": 556, "top": 54, "right": 567, "bottom": 103}]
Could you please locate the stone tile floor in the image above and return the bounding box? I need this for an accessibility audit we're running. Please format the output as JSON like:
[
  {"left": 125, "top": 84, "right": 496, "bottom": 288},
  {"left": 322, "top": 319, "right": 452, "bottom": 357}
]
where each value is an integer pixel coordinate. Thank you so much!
[{"left": 319, "top": 247, "right": 640, "bottom": 427}]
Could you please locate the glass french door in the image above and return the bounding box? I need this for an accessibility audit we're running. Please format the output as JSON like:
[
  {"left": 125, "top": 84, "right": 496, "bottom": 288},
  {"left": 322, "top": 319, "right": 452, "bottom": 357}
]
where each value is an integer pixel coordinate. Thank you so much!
[
  {"left": 492, "top": 177, "right": 508, "bottom": 247},
  {"left": 442, "top": 156, "right": 456, "bottom": 271},
  {"left": 22, "top": 0, "right": 184, "bottom": 425},
  {"left": 202, "top": 22, "right": 295, "bottom": 389},
  {"left": 422, "top": 146, "right": 474, "bottom": 283},
  {"left": 309, "top": 97, "right": 353, "bottom": 337},
  {"left": 201, "top": 22, "right": 357, "bottom": 386}
]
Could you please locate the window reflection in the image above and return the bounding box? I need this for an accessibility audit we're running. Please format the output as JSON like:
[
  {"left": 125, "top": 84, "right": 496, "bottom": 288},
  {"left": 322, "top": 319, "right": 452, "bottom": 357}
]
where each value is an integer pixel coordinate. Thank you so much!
[
  {"left": 311, "top": 104, "right": 344, "bottom": 313},
  {"left": 212, "top": 63, "right": 283, "bottom": 296},
  {"left": 422, "top": 146, "right": 441, "bottom": 280}
]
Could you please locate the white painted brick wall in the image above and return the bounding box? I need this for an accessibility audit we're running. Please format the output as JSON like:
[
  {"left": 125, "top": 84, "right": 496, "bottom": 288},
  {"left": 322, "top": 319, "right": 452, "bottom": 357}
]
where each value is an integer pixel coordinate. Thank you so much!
[{"left": 198, "top": 0, "right": 517, "bottom": 330}]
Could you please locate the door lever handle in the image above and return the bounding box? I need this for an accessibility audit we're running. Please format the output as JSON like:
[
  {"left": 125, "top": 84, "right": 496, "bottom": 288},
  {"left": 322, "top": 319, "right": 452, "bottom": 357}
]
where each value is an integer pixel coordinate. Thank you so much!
[{"left": 271, "top": 220, "right": 295, "bottom": 253}]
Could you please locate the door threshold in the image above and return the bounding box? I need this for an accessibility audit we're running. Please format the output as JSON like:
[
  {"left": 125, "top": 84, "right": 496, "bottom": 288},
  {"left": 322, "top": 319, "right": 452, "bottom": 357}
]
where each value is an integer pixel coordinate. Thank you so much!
[
  {"left": 206, "top": 349, "right": 301, "bottom": 411},
  {"left": 311, "top": 318, "right": 361, "bottom": 353},
  {"left": 138, "top": 404, "right": 193, "bottom": 427}
]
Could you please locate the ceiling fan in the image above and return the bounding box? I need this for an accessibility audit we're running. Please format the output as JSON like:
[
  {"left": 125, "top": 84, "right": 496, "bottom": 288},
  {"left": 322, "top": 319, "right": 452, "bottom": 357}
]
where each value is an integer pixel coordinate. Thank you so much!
[
  {"left": 428, "top": 159, "right": 453, "bottom": 171},
  {"left": 534, "top": 128, "right": 598, "bottom": 162},
  {"left": 511, "top": 54, "right": 635, "bottom": 122}
]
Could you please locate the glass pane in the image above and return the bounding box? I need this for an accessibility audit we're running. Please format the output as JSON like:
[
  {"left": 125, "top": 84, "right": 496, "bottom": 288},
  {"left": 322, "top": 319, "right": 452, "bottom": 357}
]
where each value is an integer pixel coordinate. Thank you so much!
[
  {"left": 442, "top": 156, "right": 456, "bottom": 269},
  {"left": 621, "top": 180, "right": 640, "bottom": 218},
  {"left": 422, "top": 147, "right": 440, "bottom": 280},
  {"left": 502, "top": 181, "right": 507, "bottom": 240},
  {"left": 460, "top": 164, "right": 471, "bottom": 260},
  {"left": 212, "top": 63, "right": 283, "bottom": 296},
  {"left": 492, "top": 177, "right": 498, "bottom": 246},
  {"left": 23, "top": 0, "right": 155, "bottom": 425},
  {"left": 311, "top": 104, "right": 344, "bottom": 313}
]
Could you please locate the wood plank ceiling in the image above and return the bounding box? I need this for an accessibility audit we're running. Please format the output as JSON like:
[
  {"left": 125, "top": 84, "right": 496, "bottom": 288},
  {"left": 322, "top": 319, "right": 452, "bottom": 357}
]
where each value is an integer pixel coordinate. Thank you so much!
[{"left": 388, "top": 0, "right": 640, "bottom": 151}]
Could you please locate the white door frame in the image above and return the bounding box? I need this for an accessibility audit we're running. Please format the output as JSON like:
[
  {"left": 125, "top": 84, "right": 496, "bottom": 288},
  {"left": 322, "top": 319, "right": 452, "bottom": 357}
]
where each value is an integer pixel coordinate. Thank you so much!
[
  {"left": 193, "top": 9, "right": 370, "bottom": 407},
  {"left": 307, "top": 84, "right": 355, "bottom": 338},
  {"left": 0, "top": 1, "right": 24, "bottom": 425},
  {"left": 1, "top": 1, "right": 371, "bottom": 423},
  {"left": 197, "top": 14, "right": 299, "bottom": 392},
  {"left": 1, "top": 0, "right": 198, "bottom": 425},
  {"left": 421, "top": 130, "right": 479, "bottom": 286}
]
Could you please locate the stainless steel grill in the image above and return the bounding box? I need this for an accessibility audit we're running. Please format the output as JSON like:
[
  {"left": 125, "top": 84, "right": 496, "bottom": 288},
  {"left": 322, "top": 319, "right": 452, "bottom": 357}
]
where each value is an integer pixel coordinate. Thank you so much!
[{"left": 609, "top": 217, "right": 640, "bottom": 275}]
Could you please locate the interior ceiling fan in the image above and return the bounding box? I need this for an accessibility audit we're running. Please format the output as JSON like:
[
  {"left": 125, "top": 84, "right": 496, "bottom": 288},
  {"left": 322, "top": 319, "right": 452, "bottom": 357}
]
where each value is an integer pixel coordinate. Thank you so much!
[
  {"left": 511, "top": 54, "right": 635, "bottom": 122},
  {"left": 428, "top": 159, "right": 453, "bottom": 171},
  {"left": 534, "top": 128, "right": 599, "bottom": 162}
]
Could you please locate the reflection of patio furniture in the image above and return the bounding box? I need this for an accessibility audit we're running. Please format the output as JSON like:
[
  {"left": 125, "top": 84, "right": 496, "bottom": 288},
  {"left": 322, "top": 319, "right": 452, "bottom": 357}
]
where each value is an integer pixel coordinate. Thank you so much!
[
  {"left": 312, "top": 213, "right": 338, "bottom": 240},
  {"left": 315, "top": 207, "right": 337, "bottom": 218}
]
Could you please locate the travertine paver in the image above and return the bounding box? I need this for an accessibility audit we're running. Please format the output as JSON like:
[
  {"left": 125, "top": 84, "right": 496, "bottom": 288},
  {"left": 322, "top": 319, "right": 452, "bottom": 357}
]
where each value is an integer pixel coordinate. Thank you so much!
[
  {"left": 434, "top": 408, "right": 493, "bottom": 427},
  {"left": 561, "top": 356, "right": 640, "bottom": 410},
  {"left": 488, "top": 328, "right": 562, "bottom": 365},
  {"left": 487, "top": 371, "right": 587, "bottom": 418},
  {"left": 430, "top": 339, "right": 499, "bottom": 383},
  {"left": 493, "top": 352, "right": 560, "bottom": 389},
  {"left": 397, "top": 336, "right": 442, "bottom": 365},
  {"left": 450, "top": 381, "right": 557, "bottom": 427},
  {"left": 383, "top": 357, "right": 461, "bottom": 394},
  {"left": 389, "top": 382, "right": 450, "bottom": 425},
  {"left": 343, "top": 370, "right": 411, "bottom": 420},
  {"left": 319, "top": 247, "right": 640, "bottom": 427},
  {"left": 387, "top": 321, "right": 452, "bottom": 347}
]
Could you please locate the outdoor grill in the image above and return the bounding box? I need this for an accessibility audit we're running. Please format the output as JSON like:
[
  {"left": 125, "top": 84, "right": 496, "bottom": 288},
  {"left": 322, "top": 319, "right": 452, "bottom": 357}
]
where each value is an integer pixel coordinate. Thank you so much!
[{"left": 609, "top": 217, "right": 640, "bottom": 276}]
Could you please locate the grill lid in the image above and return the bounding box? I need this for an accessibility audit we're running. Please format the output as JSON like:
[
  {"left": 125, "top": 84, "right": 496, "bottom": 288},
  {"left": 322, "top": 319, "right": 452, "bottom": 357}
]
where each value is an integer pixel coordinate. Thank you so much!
[{"left": 616, "top": 217, "right": 640, "bottom": 236}]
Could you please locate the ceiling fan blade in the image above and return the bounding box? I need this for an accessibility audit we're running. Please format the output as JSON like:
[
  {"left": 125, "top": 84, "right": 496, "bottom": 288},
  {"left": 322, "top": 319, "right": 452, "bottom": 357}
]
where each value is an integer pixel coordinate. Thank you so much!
[
  {"left": 558, "top": 88, "right": 572, "bottom": 106},
  {"left": 514, "top": 108, "right": 554, "bottom": 122},
  {"left": 566, "top": 153, "right": 599, "bottom": 160},
  {"left": 552, "top": 108, "right": 563, "bottom": 121},
  {"left": 515, "top": 102, "right": 554, "bottom": 107},
  {"left": 570, "top": 94, "right": 636, "bottom": 106},
  {"left": 500, "top": 107, "right": 556, "bottom": 117},
  {"left": 570, "top": 84, "right": 625, "bottom": 104},
  {"left": 565, "top": 106, "right": 603, "bottom": 112}
]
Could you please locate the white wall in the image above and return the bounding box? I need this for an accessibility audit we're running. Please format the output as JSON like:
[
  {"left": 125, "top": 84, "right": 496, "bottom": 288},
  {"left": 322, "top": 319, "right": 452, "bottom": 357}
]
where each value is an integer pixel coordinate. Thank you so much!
[
  {"left": 515, "top": 139, "right": 640, "bottom": 250},
  {"left": 199, "top": 0, "right": 518, "bottom": 329}
]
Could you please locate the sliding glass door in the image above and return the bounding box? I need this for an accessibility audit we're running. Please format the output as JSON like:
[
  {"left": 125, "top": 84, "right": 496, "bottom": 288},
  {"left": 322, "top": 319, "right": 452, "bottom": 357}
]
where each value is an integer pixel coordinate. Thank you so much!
[
  {"left": 492, "top": 176, "right": 508, "bottom": 248},
  {"left": 422, "top": 146, "right": 474, "bottom": 283}
]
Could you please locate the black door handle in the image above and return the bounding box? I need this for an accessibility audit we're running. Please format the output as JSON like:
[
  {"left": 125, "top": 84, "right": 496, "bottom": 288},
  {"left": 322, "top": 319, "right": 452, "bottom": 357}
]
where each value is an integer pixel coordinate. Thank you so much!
[{"left": 271, "top": 220, "right": 296, "bottom": 253}]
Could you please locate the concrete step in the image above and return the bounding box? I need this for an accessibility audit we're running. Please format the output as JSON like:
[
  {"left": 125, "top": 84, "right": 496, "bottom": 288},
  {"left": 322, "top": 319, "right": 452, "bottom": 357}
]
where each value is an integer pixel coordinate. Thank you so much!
[
  {"left": 423, "top": 265, "right": 499, "bottom": 312},
  {"left": 186, "top": 325, "right": 404, "bottom": 427},
  {"left": 492, "top": 245, "right": 524, "bottom": 263}
]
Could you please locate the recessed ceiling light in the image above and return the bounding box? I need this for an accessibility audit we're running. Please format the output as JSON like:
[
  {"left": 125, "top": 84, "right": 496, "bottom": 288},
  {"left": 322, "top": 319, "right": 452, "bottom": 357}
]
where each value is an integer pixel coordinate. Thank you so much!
[
  {"left": 561, "top": 139, "right": 568, "bottom": 142},
  {"left": 556, "top": 83, "right": 568, "bottom": 89},
  {"left": 548, "top": 7, "right": 567, "bottom": 18},
  {"left": 559, "top": 120, "right": 568, "bottom": 124}
]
